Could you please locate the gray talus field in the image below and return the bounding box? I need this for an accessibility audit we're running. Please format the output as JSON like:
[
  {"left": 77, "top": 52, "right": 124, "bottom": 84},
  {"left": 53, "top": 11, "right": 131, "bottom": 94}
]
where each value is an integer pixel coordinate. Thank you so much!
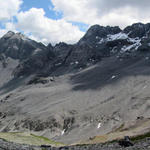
[{"left": 0, "top": 55, "right": 150, "bottom": 144}]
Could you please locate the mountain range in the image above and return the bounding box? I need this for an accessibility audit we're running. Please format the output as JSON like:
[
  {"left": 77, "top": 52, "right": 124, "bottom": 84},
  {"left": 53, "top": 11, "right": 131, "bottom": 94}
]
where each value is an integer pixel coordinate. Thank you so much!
[{"left": 0, "top": 22, "right": 150, "bottom": 145}]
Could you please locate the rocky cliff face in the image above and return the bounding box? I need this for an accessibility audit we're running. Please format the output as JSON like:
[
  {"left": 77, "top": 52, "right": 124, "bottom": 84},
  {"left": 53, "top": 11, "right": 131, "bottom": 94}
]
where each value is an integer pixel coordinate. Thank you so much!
[
  {"left": 59, "top": 23, "right": 150, "bottom": 71},
  {"left": 1, "top": 23, "right": 150, "bottom": 78},
  {"left": 123, "top": 23, "right": 150, "bottom": 38},
  {"left": 0, "top": 31, "right": 56, "bottom": 77},
  {"left": 78, "top": 25, "right": 121, "bottom": 45},
  {"left": 0, "top": 31, "right": 48, "bottom": 60}
]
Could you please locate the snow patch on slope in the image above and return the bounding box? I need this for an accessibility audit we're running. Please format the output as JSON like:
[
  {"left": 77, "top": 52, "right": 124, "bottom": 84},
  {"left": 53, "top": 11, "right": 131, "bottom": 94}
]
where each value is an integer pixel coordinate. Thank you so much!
[
  {"left": 121, "top": 38, "right": 141, "bottom": 53},
  {"left": 98, "top": 38, "right": 105, "bottom": 44},
  {"left": 96, "top": 32, "right": 142, "bottom": 53},
  {"left": 107, "top": 32, "right": 128, "bottom": 41}
]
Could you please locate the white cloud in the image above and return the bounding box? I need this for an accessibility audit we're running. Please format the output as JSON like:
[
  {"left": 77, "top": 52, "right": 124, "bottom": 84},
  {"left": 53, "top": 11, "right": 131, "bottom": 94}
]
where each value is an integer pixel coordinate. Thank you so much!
[
  {"left": 5, "top": 22, "right": 16, "bottom": 31},
  {"left": 52, "top": 0, "right": 100, "bottom": 25},
  {"left": 0, "top": 29, "right": 7, "bottom": 38},
  {"left": 51, "top": 0, "right": 150, "bottom": 28},
  {"left": 96, "top": 7, "right": 140, "bottom": 28},
  {"left": 0, "top": 0, "right": 22, "bottom": 21},
  {"left": 1, "top": 0, "right": 150, "bottom": 44},
  {"left": 0, "top": 0, "right": 22, "bottom": 38},
  {"left": 15, "top": 8, "right": 84, "bottom": 44}
]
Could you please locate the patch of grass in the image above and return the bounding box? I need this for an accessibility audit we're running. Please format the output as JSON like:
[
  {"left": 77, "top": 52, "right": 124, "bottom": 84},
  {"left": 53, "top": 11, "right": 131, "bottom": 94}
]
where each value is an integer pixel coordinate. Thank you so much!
[
  {"left": 30, "top": 133, "right": 64, "bottom": 146},
  {"left": 0, "top": 132, "right": 64, "bottom": 146},
  {"left": 79, "top": 120, "right": 150, "bottom": 145},
  {"left": 131, "top": 132, "right": 150, "bottom": 142},
  {"left": 113, "top": 124, "right": 124, "bottom": 132},
  {"left": 80, "top": 131, "right": 150, "bottom": 146},
  {"left": 80, "top": 135, "right": 108, "bottom": 145}
]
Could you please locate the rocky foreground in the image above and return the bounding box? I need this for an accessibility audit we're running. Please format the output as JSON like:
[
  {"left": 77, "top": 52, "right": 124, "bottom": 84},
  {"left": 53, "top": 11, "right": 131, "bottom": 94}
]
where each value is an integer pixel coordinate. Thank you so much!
[{"left": 0, "top": 137, "right": 150, "bottom": 150}]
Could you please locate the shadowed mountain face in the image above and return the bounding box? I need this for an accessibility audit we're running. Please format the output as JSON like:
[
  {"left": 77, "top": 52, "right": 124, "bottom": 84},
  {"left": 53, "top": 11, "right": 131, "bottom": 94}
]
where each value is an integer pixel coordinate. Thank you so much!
[
  {"left": 0, "top": 23, "right": 150, "bottom": 145},
  {"left": 1, "top": 23, "right": 150, "bottom": 78},
  {"left": 0, "top": 31, "right": 56, "bottom": 77},
  {"left": 123, "top": 23, "right": 150, "bottom": 38},
  {"left": 0, "top": 31, "right": 48, "bottom": 60},
  {"left": 78, "top": 25, "right": 121, "bottom": 46}
]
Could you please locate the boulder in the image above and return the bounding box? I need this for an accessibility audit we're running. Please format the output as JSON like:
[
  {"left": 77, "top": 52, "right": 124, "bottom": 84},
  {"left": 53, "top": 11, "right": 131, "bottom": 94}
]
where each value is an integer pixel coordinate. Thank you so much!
[{"left": 118, "top": 136, "right": 134, "bottom": 147}]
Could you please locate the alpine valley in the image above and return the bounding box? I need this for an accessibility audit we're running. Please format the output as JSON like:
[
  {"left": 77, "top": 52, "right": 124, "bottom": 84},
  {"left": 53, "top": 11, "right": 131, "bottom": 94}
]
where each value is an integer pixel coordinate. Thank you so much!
[{"left": 0, "top": 23, "right": 150, "bottom": 149}]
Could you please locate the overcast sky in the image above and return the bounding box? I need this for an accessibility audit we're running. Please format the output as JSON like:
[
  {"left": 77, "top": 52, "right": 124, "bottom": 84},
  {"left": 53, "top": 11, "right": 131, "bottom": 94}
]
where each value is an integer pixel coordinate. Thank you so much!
[{"left": 0, "top": 0, "right": 150, "bottom": 45}]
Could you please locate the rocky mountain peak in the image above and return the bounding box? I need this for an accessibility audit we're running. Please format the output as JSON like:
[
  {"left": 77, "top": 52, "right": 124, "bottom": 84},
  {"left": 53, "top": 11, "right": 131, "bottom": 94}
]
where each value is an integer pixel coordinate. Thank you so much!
[
  {"left": 55, "top": 42, "right": 68, "bottom": 47},
  {"left": 53, "top": 42, "right": 71, "bottom": 53},
  {"left": 47, "top": 43, "right": 53, "bottom": 50},
  {"left": 78, "top": 25, "right": 121, "bottom": 46},
  {"left": 0, "top": 31, "right": 48, "bottom": 60},
  {"left": 84, "top": 25, "right": 121, "bottom": 37},
  {"left": 123, "top": 22, "right": 150, "bottom": 38},
  {"left": 1, "top": 22, "right": 150, "bottom": 78},
  {"left": 1, "top": 31, "right": 15, "bottom": 40}
]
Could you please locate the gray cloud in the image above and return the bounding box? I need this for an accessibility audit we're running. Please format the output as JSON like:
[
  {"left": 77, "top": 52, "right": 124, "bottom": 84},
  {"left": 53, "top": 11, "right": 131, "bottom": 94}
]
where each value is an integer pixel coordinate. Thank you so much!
[
  {"left": 90, "top": 0, "right": 150, "bottom": 15},
  {"left": 52, "top": 0, "right": 150, "bottom": 28}
]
